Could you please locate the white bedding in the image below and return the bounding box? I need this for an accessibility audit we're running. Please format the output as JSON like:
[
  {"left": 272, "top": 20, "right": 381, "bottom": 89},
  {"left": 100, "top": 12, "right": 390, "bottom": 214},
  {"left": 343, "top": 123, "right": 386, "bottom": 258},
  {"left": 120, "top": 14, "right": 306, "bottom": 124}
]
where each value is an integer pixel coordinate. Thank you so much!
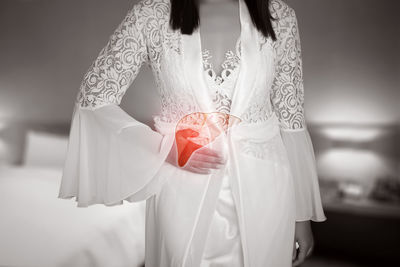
[{"left": 0, "top": 165, "right": 146, "bottom": 267}]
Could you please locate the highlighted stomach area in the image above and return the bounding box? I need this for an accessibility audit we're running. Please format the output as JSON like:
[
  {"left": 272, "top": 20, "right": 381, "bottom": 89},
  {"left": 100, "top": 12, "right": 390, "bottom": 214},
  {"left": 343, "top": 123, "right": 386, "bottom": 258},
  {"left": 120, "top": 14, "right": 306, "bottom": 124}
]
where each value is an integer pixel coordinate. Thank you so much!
[{"left": 175, "top": 112, "right": 241, "bottom": 167}]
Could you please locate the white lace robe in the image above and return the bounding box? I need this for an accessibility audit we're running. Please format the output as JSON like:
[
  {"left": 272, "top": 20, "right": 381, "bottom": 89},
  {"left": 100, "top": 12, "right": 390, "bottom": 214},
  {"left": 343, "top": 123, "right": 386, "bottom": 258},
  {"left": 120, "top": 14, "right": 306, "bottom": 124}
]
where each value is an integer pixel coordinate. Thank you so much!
[{"left": 59, "top": 0, "right": 327, "bottom": 266}]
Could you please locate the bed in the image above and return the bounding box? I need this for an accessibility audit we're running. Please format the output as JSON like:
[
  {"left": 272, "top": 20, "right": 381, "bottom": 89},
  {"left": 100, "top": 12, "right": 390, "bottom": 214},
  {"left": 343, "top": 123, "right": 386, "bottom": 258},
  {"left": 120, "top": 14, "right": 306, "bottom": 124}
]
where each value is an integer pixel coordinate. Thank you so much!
[{"left": 0, "top": 128, "right": 146, "bottom": 267}]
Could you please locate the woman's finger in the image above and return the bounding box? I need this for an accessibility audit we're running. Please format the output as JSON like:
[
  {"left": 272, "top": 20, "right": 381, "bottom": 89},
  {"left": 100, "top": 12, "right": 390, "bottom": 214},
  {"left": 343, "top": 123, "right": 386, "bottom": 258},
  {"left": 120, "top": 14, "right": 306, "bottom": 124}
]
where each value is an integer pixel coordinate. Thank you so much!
[
  {"left": 292, "top": 243, "right": 308, "bottom": 266},
  {"left": 191, "top": 153, "right": 225, "bottom": 164},
  {"left": 292, "top": 240, "right": 297, "bottom": 261},
  {"left": 306, "top": 244, "right": 313, "bottom": 257},
  {"left": 196, "top": 147, "right": 224, "bottom": 160},
  {"left": 189, "top": 159, "right": 224, "bottom": 170},
  {"left": 190, "top": 167, "right": 212, "bottom": 174}
]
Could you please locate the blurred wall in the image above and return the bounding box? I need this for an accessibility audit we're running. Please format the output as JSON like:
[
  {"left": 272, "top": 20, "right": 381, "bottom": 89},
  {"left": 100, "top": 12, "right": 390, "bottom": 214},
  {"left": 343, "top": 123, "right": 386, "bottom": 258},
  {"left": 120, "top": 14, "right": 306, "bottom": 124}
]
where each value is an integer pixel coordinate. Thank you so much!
[
  {"left": 0, "top": 0, "right": 159, "bottom": 126},
  {"left": 286, "top": 0, "right": 400, "bottom": 125},
  {"left": 0, "top": 0, "right": 399, "bottom": 126}
]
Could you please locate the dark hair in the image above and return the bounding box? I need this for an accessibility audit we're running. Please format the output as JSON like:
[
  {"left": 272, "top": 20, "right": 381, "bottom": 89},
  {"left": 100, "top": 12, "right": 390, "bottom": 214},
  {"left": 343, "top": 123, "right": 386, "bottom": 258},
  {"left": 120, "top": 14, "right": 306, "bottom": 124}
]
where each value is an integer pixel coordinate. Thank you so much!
[{"left": 169, "top": 0, "right": 276, "bottom": 41}]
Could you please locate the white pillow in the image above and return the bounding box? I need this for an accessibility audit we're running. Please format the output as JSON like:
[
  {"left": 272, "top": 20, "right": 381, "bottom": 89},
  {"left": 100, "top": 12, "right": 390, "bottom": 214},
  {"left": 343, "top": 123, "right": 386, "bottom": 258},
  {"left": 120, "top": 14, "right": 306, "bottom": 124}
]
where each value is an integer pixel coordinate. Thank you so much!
[{"left": 23, "top": 130, "right": 69, "bottom": 168}]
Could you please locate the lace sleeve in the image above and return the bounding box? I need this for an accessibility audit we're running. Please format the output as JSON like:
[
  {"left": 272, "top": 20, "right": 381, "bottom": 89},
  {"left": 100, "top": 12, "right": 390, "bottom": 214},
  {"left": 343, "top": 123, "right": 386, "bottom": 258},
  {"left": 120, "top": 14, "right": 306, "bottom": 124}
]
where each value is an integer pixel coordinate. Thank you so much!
[
  {"left": 271, "top": 3, "right": 327, "bottom": 222},
  {"left": 59, "top": 0, "right": 175, "bottom": 207},
  {"left": 271, "top": 4, "right": 305, "bottom": 131},
  {"left": 77, "top": 1, "right": 149, "bottom": 109}
]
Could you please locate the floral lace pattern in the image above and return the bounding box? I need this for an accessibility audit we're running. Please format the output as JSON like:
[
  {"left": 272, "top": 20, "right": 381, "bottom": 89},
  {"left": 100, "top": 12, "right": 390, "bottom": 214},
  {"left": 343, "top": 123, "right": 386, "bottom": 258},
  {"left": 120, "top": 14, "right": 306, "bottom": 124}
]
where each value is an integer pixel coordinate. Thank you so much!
[
  {"left": 76, "top": 1, "right": 150, "bottom": 109},
  {"left": 269, "top": 0, "right": 306, "bottom": 130},
  {"left": 202, "top": 37, "right": 241, "bottom": 114},
  {"left": 75, "top": 0, "right": 306, "bottom": 131},
  {"left": 202, "top": 37, "right": 241, "bottom": 86},
  {"left": 238, "top": 134, "right": 288, "bottom": 163}
]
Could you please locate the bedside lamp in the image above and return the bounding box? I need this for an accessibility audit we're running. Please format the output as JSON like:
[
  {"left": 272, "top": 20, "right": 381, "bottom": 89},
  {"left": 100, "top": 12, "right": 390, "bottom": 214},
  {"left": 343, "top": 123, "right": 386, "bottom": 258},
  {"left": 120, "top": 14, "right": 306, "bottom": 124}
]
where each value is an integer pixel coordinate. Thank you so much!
[{"left": 315, "top": 124, "right": 397, "bottom": 200}]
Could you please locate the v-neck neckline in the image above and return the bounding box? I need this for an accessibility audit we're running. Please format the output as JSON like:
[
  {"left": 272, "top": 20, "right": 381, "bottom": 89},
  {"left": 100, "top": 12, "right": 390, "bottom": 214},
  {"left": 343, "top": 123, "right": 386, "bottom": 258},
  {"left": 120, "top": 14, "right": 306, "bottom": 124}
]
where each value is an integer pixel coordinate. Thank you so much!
[
  {"left": 201, "top": 37, "right": 241, "bottom": 87},
  {"left": 197, "top": 0, "right": 241, "bottom": 75},
  {"left": 180, "top": 0, "right": 261, "bottom": 119}
]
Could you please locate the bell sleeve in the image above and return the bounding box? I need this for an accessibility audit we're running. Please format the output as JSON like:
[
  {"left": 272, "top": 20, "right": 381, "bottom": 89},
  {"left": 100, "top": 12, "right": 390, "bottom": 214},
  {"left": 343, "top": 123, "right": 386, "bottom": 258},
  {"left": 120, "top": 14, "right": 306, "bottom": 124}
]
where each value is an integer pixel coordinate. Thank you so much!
[
  {"left": 58, "top": 1, "right": 175, "bottom": 207},
  {"left": 271, "top": 6, "right": 327, "bottom": 222}
]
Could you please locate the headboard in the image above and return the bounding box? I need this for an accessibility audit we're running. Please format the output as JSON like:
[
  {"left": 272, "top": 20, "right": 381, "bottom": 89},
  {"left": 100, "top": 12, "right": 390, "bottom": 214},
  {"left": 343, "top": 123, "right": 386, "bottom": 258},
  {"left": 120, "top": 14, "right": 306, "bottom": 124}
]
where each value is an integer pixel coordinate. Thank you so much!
[{"left": 0, "top": 120, "right": 71, "bottom": 165}]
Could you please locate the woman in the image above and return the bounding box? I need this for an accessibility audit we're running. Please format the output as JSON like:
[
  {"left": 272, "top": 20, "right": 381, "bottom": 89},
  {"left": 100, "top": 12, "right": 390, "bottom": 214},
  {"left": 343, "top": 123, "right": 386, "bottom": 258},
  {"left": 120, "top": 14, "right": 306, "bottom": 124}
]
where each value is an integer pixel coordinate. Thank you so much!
[{"left": 59, "top": 0, "right": 327, "bottom": 266}]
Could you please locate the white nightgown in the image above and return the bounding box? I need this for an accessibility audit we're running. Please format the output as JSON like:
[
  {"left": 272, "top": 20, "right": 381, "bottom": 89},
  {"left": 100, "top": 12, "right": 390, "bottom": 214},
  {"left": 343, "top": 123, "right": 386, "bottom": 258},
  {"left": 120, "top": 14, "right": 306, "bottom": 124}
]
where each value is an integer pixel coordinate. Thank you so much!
[{"left": 200, "top": 39, "right": 244, "bottom": 266}]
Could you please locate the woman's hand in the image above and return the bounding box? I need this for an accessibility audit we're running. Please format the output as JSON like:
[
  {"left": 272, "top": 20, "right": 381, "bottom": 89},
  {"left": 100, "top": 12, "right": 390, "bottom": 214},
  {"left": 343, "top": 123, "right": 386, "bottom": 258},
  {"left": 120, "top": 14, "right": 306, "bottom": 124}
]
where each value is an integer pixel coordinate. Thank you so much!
[
  {"left": 166, "top": 128, "right": 227, "bottom": 174},
  {"left": 292, "top": 220, "right": 314, "bottom": 266}
]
